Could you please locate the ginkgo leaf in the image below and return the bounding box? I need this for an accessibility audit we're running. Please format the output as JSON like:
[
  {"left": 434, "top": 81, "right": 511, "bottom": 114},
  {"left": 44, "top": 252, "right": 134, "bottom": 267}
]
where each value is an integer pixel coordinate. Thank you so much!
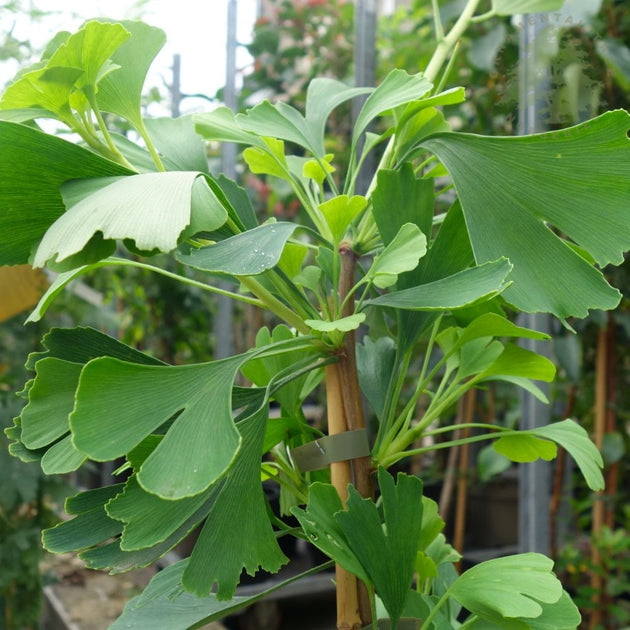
[
  {"left": 111, "top": 560, "right": 331, "bottom": 630},
  {"left": 366, "top": 259, "right": 512, "bottom": 310},
  {"left": 532, "top": 419, "right": 604, "bottom": 491},
  {"left": 70, "top": 355, "right": 245, "bottom": 499},
  {"left": 369, "top": 223, "right": 427, "bottom": 289},
  {"left": 182, "top": 405, "right": 288, "bottom": 598},
  {"left": 34, "top": 172, "right": 224, "bottom": 268},
  {"left": 96, "top": 20, "right": 166, "bottom": 129},
  {"left": 450, "top": 553, "right": 563, "bottom": 622},
  {"left": 0, "top": 121, "right": 131, "bottom": 266},
  {"left": 319, "top": 195, "right": 367, "bottom": 244},
  {"left": 305, "top": 313, "right": 366, "bottom": 333},
  {"left": 493, "top": 434, "right": 558, "bottom": 463},
  {"left": 336, "top": 468, "right": 425, "bottom": 626},
  {"left": 177, "top": 222, "right": 297, "bottom": 276},
  {"left": 492, "top": 0, "right": 564, "bottom": 15},
  {"left": 421, "top": 111, "right": 630, "bottom": 320}
]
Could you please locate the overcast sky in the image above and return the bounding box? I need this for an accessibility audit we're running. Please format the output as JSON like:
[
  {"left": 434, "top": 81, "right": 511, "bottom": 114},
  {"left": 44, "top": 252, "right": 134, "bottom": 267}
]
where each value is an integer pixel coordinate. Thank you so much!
[{"left": 1, "top": 0, "right": 258, "bottom": 113}]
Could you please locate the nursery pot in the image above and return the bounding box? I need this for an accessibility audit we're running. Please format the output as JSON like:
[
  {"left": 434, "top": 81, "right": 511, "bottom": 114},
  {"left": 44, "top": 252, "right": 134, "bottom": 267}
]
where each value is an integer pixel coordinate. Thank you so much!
[{"left": 362, "top": 619, "right": 423, "bottom": 629}]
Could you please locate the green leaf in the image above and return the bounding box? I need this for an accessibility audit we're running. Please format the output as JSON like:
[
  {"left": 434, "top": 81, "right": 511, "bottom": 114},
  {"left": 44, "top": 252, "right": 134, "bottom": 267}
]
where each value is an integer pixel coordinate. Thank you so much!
[
  {"left": 238, "top": 100, "right": 317, "bottom": 156},
  {"left": 181, "top": 405, "right": 288, "bottom": 598},
  {"left": 193, "top": 106, "right": 265, "bottom": 147},
  {"left": 372, "top": 164, "right": 434, "bottom": 247},
  {"left": 459, "top": 313, "right": 550, "bottom": 345},
  {"left": 305, "top": 313, "right": 366, "bottom": 333},
  {"left": 450, "top": 553, "right": 563, "bottom": 623},
  {"left": 491, "top": 0, "right": 564, "bottom": 14},
  {"left": 421, "top": 111, "right": 630, "bottom": 320},
  {"left": 177, "top": 222, "right": 297, "bottom": 276},
  {"left": 80, "top": 496, "right": 217, "bottom": 574},
  {"left": 34, "top": 172, "right": 221, "bottom": 268},
  {"left": 305, "top": 78, "right": 372, "bottom": 155},
  {"left": 353, "top": 70, "right": 432, "bottom": 146},
  {"left": 0, "top": 121, "right": 131, "bottom": 266},
  {"left": 319, "top": 195, "right": 367, "bottom": 244},
  {"left": 43, "top": 485, "right": 124, "bottom": 553},
  {"left": 369, "top": 223, "right": 427, "bottom": 289},
  {"left": 0, "top": 65, "right": 83, "bottom": 126},
  {"left": 144, "top": 116, "right": 209, "bottom": 172},
  {"left": 357, "top": 336, "right": 397, "bottom": 421},
  {"left": 111, "top": 560, "right": 331, "bottom": 630},
  {"left": 40, "top": 435, "right": 86, "bottom": 474},
  {"left": 396, "top": 199, "right": 473, "bottom": 351},
  {"left": 47, "top": 20, "right": 130, "bottom": 104},
  {"left": 478, "top": 445, "right": 511, "bottom": 482},
  {"left": 20, "top": 358, "right": 82, "bottom": 449},
  {"left": 291, "top": 483, "right": 370, "bottom": 584},
  {"left": 494, "top": 434, "right": 558, "bottom": 463},
  {"left": 457, "top": 339, "right": 505, "bottom": 380},
  {"left": 336, "top": 469, "right": 424, "bottom": 625},
  {"left": 419, "top": 496, "right": 446, "bottom": 550},
  {"left": 303, "top": 153, "right": 335, "bottom": 185},
  {"left": 531, "top": 419, "right": 604, "bottom": 491},
  {"left": 96, "top": 20, "right": 166, "bottom": 129},
  {"left": 241, "top": 325, "right": 321, "bottom": 413},
  {"left": 105, "top": 476, "right": 215, "bottom": 551},
  {"left": 481, "top": 343, "right": 556, "bottom": 382},
  {"left": 9, "top": 327, "right": 162, "bottom": 473},
  {"left": 71, "top": 355, "right": 245, "bottom": 499},
  {"left": 243, "top": 137, "right": 290, "bottom": 180},
  {"left": 366, "top": 259, "right": 512, "bottom": 310}
]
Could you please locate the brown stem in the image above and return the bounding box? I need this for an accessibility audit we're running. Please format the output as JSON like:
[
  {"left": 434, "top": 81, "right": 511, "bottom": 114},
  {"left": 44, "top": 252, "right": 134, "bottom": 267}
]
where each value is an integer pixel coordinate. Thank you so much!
[
  {"left": 604, "top": 313, "right": 618, "bottom": 530},
  {"left": 589, "top": 326, "right": 608, "bottom": 630}
]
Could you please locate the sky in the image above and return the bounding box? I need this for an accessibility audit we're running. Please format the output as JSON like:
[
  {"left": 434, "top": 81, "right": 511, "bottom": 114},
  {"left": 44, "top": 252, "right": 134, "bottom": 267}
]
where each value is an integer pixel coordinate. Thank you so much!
[{"left": 1, "top": 0, "right": 258, "bottom": 114}]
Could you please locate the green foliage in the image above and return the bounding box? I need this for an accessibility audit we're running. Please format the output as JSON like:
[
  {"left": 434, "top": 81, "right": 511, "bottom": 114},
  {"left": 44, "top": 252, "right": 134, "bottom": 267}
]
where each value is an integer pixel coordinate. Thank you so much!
[{"left": 0, "top": 4, "right": 626, "bottom": 629}]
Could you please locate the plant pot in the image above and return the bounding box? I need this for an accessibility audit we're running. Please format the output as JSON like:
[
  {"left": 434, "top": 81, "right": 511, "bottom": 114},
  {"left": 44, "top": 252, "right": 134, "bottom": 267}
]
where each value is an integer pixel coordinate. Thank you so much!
[
  {"left": 362, "top": 619, "right": 423, "bottom": 629},
  {"left": 466, "top": 473, "right": 518, "bottom": 548}
]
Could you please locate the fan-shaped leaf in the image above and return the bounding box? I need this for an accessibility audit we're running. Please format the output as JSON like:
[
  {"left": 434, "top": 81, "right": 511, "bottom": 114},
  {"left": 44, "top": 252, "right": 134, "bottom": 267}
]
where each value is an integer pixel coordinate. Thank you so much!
[{"left": 421, "top": 111, "right": 630, "bottom": 320}]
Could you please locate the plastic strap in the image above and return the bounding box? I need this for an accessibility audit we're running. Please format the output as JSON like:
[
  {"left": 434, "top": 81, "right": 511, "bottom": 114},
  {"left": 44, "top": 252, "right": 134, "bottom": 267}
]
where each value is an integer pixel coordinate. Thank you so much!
[{"left": 290, "top": 429, "right": 370, "bottom": 472}]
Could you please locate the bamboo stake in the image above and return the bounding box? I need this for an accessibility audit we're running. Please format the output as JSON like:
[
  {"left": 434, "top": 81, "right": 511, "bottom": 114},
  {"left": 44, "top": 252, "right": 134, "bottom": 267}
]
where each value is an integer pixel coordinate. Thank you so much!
[
  {"left": 337, "top": 244, "right": 374, "bottom": 625},
  {"left": 326, "top": 364, "right": 362, "bottom": 630}
]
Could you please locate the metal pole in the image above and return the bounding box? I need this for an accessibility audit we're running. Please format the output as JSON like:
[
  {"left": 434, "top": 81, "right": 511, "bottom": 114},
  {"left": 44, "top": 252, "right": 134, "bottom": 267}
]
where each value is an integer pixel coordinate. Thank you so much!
[
  {"left": 352, "top": 0, "right": 377, "bottom": 195},
  {"left": 171, "top": 53, "right": 181, "bottom": 117},
  {"left": 518, "top": 13, "right": 551, "bottom": 556},
  {"left": 213, "top": 0, "right": 238, "bottom": 360}
]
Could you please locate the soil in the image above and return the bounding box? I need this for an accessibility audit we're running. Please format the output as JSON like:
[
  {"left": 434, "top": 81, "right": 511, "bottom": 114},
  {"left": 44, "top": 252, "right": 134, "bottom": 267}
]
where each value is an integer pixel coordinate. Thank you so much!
[{"left": 40, "top": 553, "right": 227, "bottom": 630}]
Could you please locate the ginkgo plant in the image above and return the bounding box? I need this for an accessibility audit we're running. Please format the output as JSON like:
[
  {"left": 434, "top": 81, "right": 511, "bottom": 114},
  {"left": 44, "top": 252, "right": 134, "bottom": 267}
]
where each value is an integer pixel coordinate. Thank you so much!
[{"left": 1, "top": 2, "right": 628, "bottom": 629}]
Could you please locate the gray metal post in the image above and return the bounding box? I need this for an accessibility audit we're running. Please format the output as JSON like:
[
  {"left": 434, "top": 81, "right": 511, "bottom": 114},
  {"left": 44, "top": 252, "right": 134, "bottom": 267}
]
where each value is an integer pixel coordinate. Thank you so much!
[
  {"left": 171, "top": 53, "right": 181, "bottom": 117},
  {"left": 352, "top": 0, "right": 377, "bottom": 194},
  {"left": 517, "top": 14, "right": 551, "bottom": 556},
  {"left": 213, "top": 0, "right": 238, "bottom": 360}
]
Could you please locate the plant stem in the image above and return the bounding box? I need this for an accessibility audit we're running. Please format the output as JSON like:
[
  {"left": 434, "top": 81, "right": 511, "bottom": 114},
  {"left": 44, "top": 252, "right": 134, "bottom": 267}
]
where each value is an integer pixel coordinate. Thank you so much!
[
  {"left": 103, "top": 258, "right": 262, "bottom": 304},
  {"left": 239, "top": 276, "right": 310, "bottom": 334},
  {"left": 431, "top": 0, "right": 444, "bottom": 41},
  {"left": 424, "top": 0, "right": 482, "bottom": 83}
]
